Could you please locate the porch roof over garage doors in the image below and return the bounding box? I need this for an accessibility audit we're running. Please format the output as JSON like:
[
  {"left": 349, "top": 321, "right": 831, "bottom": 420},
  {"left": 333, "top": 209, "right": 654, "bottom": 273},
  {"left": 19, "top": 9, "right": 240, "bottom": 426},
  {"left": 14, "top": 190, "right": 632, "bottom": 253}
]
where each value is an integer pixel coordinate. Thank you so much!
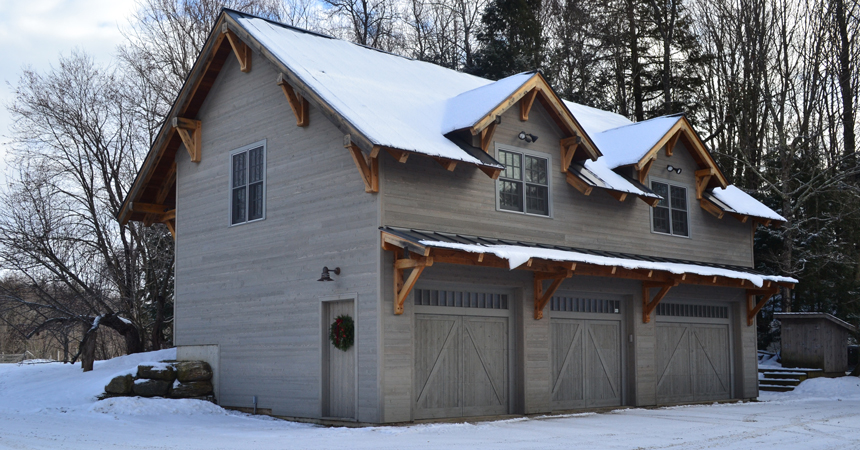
[{"left": 380, "top": 226, "right": 796, "bottom": 324}]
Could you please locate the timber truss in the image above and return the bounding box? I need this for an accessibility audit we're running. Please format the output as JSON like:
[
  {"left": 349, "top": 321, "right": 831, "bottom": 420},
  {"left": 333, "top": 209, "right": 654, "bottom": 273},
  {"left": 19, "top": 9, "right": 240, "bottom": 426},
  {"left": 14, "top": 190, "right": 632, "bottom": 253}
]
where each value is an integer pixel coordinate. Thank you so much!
[{"left": 380, "top": 228, "right": 794, "bottom": 323}]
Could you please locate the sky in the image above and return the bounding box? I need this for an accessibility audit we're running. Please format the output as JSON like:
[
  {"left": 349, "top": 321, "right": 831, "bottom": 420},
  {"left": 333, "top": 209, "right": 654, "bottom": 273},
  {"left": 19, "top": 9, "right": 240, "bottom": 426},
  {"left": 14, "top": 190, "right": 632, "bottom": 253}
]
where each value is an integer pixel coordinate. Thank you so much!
[{"left": 0, "top": 0, "right": 139, "bottom": 186}]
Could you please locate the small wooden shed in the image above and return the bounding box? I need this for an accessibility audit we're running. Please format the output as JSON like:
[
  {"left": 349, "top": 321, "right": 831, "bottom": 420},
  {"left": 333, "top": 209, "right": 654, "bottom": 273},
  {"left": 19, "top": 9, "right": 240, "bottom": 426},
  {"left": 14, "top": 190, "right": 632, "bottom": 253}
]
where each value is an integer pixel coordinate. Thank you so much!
[{"left": 775, "top": 312, "right": 856, "bottom": 374}]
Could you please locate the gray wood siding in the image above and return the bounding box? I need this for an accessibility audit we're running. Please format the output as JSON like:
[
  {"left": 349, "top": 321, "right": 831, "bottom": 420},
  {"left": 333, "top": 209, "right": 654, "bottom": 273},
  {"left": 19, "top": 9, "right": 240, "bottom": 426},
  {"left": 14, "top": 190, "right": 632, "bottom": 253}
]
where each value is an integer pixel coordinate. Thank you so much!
[
  {"left": 780, "top": 318, "right": 850, "bottom": 372},
  {"left": 380, "top": 103, "right": 753, "bottom": 267},
  {"left": 174, "top": 53, "right": 380, "bottom": 422},
  {"left": 382, "top": 261, "right": 753, "bottom": 419}
]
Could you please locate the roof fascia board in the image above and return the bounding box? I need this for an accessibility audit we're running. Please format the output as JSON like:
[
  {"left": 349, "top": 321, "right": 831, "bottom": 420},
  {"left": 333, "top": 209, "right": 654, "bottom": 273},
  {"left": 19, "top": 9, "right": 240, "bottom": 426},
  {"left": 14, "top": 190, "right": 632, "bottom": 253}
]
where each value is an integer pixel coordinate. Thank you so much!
[
  {"left": 634, "top": 116, "right": 728, "bottom": 188},
  {"left": 468, "top": 72, "right": 602, "bottom": 161},
  {"left": 118, "top": 14, "right": 232, "bottom": 224}
]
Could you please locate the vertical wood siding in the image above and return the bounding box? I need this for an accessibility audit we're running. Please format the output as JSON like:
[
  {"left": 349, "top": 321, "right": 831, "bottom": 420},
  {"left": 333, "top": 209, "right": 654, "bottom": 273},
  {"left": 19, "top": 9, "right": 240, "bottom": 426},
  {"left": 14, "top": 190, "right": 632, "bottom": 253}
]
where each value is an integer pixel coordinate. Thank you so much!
[
  {"left": 174, "top": 53, "right": 380, "bottom": 422},
  {"left": 379, "top": 103, "right": 753, "bottom": 267}
]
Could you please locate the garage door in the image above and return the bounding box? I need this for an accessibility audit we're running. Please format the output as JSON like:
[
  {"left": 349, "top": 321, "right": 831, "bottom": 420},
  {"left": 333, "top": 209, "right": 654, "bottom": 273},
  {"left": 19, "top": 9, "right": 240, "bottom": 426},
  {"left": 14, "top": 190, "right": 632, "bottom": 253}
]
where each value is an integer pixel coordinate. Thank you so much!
[
  {"left": 655, "top": 302, "right": 732, "bottom": 404},
  {"left": 413, "top": 288, "right": 511, "bottom": 420},
  {"left": 549, "top": 294, "right": 623, "bottom": 410}
]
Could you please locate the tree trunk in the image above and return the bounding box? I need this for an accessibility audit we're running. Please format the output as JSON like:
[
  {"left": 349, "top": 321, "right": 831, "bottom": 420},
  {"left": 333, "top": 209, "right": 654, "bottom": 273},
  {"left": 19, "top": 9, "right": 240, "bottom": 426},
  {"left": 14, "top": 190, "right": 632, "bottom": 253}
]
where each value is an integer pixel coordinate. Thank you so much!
[
  {"left": 628, "top": 0, "right": 644, "bottom": 121},
  {"left": 99, "top": 315, "right": 144, "bottom": 355},
  {"left": 80, "top": 328, "right": 97, "bottom": 372},
  {"left": 152, "top": 295, "right": 165, "bottom": 350},
  {"left": 834, "top": 0, "right": 857, "bottom": 176}
]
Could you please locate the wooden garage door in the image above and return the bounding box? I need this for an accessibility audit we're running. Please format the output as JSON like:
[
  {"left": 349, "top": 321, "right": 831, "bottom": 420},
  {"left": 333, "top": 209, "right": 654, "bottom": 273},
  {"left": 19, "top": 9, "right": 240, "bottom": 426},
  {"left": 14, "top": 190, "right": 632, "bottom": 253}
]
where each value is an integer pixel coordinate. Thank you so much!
[
  {"left": 656, "top": 303, "right": 731, "bottom": 404},
  {"left": 550, "top": 295, "right": 622, "bottom": 410},
  {"left": 413, "top": 289, "right": 510, "bottom": 420}
]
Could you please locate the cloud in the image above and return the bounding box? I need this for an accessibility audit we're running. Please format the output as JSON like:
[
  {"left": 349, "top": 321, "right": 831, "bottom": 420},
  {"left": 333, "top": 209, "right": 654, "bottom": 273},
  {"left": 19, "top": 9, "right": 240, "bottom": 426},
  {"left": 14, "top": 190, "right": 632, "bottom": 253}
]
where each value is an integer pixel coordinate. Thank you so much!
[{"left": 0, "top": 0, "right": 138, "bottom": 185}]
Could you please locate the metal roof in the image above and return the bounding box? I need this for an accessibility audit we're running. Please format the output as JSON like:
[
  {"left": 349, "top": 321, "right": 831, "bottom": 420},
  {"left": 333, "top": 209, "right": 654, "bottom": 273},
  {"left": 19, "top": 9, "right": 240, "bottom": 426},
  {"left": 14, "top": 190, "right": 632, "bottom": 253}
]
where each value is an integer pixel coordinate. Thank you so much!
[{"left": 381, "top": 226, "right": 768, "bottom": 275}]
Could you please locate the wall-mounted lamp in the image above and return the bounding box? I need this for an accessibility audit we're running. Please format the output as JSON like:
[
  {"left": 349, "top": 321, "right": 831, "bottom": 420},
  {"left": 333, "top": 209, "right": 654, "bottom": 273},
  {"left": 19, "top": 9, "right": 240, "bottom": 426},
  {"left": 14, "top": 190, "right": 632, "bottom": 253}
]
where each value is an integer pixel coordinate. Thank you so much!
[
  {"left": 666, "top": 165, "right": 682, "bottom": 174},
  {"left": 518, "top": 131, "right": 539, "bottom": 143},
  {"left": 317, "top": 266, "right": 341, "bottom": 282}
]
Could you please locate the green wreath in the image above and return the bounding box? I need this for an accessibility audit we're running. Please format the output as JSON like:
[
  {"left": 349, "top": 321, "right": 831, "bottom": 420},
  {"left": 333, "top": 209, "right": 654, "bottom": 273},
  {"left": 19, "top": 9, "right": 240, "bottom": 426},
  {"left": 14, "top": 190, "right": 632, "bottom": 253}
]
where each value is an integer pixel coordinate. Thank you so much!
[{"left": 329, "top": 314, "right": 354, "bottom": 351}]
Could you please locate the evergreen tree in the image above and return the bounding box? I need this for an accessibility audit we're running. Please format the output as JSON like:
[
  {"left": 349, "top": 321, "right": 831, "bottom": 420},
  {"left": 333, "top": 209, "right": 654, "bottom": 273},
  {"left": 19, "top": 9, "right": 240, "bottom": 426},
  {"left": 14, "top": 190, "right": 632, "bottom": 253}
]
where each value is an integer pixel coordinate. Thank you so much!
[{"left": 468, "top": 0, "right": 544, "bottom": 80}]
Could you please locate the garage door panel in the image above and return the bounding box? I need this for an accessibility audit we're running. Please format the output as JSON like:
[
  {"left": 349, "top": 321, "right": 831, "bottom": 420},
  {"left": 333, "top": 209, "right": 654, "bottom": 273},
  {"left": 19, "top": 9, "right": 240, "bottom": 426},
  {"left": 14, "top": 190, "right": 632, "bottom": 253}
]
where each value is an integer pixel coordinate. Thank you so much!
[
  {"left": 414, "top": 315, "right": 461, "bottom": 418},
  {"left": 413, "top": 288, "right": 512, "bottom": 420},
  {"left": 691, "top": 327, "right": 730, "bottom": 398},
  {"left": 550, "top": 311, "right": 622, "bottom": 410},
  {"left": 656, "top": 321, "right": 730, "bottom": 404},
  {"left": 656, "top": 326, "right": 692, "bottom": 399},
  {"left": 586, "top": 322, "right": 621, "bottom": 406},
  {"left": 463, "top": 317, "right": 508, "bottom": 416},
  {"left": 551, "top": 320, "right": 584, "bottom": 406}
]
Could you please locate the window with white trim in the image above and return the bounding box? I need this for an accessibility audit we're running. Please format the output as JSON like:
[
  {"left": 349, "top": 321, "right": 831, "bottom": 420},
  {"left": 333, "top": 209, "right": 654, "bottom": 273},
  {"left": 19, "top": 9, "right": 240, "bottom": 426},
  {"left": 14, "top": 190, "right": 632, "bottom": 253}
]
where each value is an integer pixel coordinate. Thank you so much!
[
  {"left": 651, "top": 180, "right": 688, "bottom": 236},
  {"left": 230, "top": 142, "right": 266, "bottom": 225},
  {"left": 497, "top": 148, "right": 550, "bottom": 216}
]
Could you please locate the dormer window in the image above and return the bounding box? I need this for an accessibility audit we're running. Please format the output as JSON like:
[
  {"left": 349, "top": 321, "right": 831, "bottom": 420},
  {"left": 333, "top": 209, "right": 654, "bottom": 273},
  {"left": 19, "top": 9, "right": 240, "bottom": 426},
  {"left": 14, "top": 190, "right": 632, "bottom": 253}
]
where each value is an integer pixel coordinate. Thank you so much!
[
  {"left": 496, "top": 146, "right": 550, "bottom": 216},
  {"left": 651, "top": 180, "right": 688, "bottom": 237}
]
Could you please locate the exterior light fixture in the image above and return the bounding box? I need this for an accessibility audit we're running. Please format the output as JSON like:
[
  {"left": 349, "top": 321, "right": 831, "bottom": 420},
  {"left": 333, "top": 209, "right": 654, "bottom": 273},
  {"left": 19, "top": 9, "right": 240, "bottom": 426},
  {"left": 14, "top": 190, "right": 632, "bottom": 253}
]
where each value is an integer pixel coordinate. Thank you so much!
[
  {"left": 518, "top": 131, "right": 539, "bottom": 143},
  {"left": 317, "top": 266, "right": 341, "bottom": 282},
  {"left": 666, "top": 165, "right": 682, "bottom": 174}
]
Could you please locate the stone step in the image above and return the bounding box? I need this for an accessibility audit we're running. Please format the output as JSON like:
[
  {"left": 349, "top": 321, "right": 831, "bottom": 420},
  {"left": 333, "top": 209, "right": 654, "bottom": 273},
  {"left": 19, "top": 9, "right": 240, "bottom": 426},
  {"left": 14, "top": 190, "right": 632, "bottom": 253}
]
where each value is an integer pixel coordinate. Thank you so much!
[
  {"left": 759, "top": 378, "right": 801, "bottom": 386},
  {"left": 760, "top": 372, "right": 808, "bottom": 381},
  {"left": 759, "top": 384, "right": 795, "bottom": 392}
]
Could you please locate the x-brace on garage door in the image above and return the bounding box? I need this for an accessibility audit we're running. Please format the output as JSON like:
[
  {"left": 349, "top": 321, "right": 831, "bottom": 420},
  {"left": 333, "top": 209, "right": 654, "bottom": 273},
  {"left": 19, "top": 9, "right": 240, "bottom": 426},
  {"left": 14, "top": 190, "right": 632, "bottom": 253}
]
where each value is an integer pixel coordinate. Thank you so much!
[{"left": 413, "top": 288, "right": 511, "bottom": 420}]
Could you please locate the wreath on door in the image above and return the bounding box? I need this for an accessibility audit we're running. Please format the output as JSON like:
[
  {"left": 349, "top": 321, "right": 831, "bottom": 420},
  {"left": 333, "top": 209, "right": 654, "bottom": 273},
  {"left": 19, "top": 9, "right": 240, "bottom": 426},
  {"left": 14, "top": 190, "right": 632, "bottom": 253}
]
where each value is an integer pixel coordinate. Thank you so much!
[{"left": 329, "top": 314, "right": 354, "bottom": 351}]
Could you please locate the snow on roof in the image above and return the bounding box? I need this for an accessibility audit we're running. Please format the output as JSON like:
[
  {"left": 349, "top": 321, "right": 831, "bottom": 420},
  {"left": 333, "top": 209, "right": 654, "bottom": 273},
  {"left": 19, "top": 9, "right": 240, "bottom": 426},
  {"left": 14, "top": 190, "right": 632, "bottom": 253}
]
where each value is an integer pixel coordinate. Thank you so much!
[
  {"left": 591, "top": 115, "right": 683, "bottom": 169},
  {"left": 231, "top": 12, "right": 641, "bottom": 170},
  {"left": 711, "top": 185, "right": 786, "bottom": 222},
  {"left": 562, "top": 100, "right": 632, "bottom": 135},
  {"left": 234, "top": 13, "right": 498, "bottom": 166},
  {"left": 419, "top": 240, "right": 797, "bottom": 287},
  {"left": 580, "top": 159, "right": 659, "bottom": 196},
  {"left": 442, "top": 72, "right": 535, "bottom": 133}
]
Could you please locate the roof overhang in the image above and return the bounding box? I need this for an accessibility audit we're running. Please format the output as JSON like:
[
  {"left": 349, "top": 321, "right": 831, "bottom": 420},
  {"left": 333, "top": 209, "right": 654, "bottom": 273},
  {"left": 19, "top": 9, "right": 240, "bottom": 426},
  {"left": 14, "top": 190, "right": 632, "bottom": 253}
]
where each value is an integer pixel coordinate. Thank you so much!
[
  {"left": 119, "top": 10, "right": 506, "bottom": 226},
  {"left": 632, "top": 116, "right": 728, "bottom": 190},
  {"left": 462, "top": 72, "right": 602, "bottom": 162},
  {"left": 701, "top": 191, "right": 784, "bottom": 227},
  {"left": 381, "top": 227, "right": 796, "bottom": 321}
]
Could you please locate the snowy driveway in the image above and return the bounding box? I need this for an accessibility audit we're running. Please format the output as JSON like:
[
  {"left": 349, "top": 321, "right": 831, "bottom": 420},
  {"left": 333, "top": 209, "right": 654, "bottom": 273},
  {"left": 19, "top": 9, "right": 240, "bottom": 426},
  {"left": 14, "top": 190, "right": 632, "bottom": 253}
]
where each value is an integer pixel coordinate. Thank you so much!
[{"left": 1, "top": 351, "right": 858, "bottom": 449}]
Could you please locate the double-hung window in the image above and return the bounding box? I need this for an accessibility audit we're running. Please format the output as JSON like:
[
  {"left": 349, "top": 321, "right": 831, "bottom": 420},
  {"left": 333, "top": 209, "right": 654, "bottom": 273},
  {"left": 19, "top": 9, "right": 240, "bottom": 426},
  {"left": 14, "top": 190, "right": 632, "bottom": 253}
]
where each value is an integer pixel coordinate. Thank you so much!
[
  {"left": 651, "top": 180, "right": 688, "bottom": 237},
  {"left": 497, "top": 148, "right": 550, "bottom": 216},
  {"left": 230, "top": 141, "right": 266, "bottom": 225}
]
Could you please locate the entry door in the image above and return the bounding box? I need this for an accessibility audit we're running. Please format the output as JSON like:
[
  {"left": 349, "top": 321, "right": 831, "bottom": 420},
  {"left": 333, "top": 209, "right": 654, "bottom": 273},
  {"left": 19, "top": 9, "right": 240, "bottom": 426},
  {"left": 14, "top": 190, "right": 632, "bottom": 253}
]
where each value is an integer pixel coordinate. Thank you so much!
[
  {"left": 414, "top": 314, "right": 509, "bottom": 419},
  {"left": 323, "top": 300, "right": 355, "bottom": 419}
]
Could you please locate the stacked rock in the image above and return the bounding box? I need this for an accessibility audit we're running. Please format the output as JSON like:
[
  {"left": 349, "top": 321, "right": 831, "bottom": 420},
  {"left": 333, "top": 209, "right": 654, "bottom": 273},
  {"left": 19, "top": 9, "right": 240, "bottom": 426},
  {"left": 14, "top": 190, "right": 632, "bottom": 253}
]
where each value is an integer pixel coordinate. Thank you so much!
[{"left": 103, "top": 360, "right": 214, "bottom": 400}]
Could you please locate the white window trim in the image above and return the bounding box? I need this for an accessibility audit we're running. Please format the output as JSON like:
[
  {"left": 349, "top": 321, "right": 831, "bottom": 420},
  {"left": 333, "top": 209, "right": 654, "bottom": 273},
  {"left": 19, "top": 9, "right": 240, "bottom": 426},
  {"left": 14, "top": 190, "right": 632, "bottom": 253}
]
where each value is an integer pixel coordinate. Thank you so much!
[
  {"left": 494, "top": 143, "right": 554, "bottom": 219},
  {"left": 228, "top": 139, "right": 267, "bottom": 227},
  {"left": 649, "top": 176, "right": 691, "bottom": 239}
]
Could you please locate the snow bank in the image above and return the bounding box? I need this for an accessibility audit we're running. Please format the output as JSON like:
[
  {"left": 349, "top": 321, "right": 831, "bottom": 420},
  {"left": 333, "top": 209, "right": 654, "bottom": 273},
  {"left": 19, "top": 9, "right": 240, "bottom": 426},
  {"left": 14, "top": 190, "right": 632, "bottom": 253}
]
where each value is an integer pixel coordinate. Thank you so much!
[
  {"left": 91, "top": 397, "right": 226, "bottom": 416},
  {"left": 766, "top": 377, "right": 860, "bottom": 402},
  {"left": 0, "top": 348, "right": 176, "bottom": 412}
]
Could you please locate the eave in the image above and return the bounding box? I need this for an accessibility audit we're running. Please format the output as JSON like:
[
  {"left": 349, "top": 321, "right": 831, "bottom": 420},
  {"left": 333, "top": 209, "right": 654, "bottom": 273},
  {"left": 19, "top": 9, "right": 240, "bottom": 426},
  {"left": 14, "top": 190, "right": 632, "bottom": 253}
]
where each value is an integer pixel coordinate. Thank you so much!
[
  {"left": 463, "top": 72, "right": 602, "bottom": 163},
  {"left": 381, "top": 227, "right": 795, "bottom": 322}
]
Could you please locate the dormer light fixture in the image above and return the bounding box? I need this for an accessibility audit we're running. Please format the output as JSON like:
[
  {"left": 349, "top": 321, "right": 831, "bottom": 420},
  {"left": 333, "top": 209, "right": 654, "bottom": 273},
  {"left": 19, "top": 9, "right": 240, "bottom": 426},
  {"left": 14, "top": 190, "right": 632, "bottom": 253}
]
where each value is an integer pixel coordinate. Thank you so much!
[
  {"left": 518, "top": 131, "right": 539, "bottom": 143},
  {"left": 317, "top": 266, "right": 341, "bottom": 282},
  {"left": 666, "top": 165, "right": 682, "bottom": 174}
]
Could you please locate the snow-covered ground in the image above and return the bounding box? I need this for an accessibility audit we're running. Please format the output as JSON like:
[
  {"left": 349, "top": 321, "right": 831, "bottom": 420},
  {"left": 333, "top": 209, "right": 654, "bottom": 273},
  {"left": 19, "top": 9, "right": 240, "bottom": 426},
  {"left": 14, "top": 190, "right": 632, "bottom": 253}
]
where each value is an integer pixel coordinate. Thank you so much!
[{"left": 1, "top": 351, "right": 859, "bottom": 449}]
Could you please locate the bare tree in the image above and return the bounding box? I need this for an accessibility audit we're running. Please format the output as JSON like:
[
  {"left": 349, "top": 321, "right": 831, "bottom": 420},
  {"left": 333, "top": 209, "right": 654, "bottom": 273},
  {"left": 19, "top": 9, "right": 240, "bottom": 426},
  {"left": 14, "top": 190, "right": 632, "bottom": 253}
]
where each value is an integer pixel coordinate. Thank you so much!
[
  {"left": 320, "top": 0, "right": 402, "bottom": 51},
  {"left": 0, "top": 52, "right": 173, "bottom": 370}
]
